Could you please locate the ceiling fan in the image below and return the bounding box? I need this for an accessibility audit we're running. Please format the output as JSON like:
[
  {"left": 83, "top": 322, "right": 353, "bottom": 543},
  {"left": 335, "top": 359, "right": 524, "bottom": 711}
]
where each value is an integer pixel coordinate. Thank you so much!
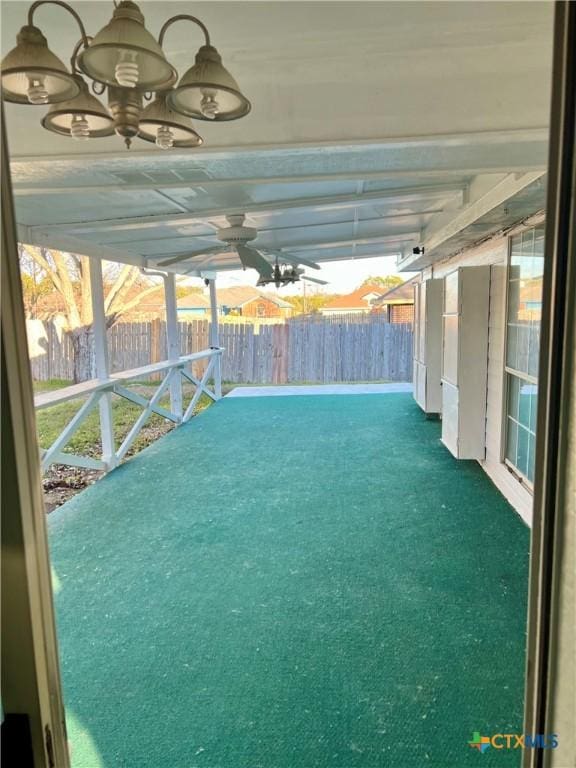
[{"left": 157, "top": 214, "right": 327, "bottom": 285}]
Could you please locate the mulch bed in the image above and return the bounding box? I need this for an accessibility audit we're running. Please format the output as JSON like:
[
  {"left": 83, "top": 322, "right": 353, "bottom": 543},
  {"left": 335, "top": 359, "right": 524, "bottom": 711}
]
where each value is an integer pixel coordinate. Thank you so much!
[{"left": 42, "top": 419, "right": 176, "bottom": 513}]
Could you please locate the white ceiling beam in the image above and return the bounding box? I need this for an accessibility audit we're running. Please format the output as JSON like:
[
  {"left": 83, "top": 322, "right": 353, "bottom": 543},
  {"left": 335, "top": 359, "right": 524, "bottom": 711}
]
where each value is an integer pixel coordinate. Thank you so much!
[
  {"left": 284, "top": 232, "right": 420, "bottom": 252},
  {"left": 424, "top": 171, "right": 545, "bottom": 252},
  {"left": 9, "top": 128, "right": 549, "bottom": 165},
  {"left": 12, "top": 161, "right": 547, "bottom": 196},
  {"left": 25, "top": 184, "right": 462, "bottom": 234},
  {"left": 421, "top": 173, "right": 508, "bottom": 240},
  {"left": 146, "top": 232, "right": 420, "bottom": 270},
  {"left": 19, "top": 225, "right": 416, "bottom": 273},
  {"left": 396, "top": 170, "right": 545, "bottom": 270},
  {"left": 18, "top": 226, "right": 145, "bottom": 268},
  {"left": 183, "top": 246, "right": 409, "bottom": 275},
  {"left": 104, "top": 211, "right": 442, "bottom": 253},
  {"left": 8, "top": 128, "right": 550, "bottom": 192}
]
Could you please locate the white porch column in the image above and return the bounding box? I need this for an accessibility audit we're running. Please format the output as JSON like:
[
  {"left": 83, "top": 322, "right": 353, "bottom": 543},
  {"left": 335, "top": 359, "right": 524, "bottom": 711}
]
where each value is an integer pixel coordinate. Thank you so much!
[
  {"left": 164, "top": 273, "right": 183, "bottom": 419},
  {"left": 89, "top": 257, "right": 116, "bottom": 470},
  {"left": 207, "top": 278, "right": 222, "bottom": 398}
]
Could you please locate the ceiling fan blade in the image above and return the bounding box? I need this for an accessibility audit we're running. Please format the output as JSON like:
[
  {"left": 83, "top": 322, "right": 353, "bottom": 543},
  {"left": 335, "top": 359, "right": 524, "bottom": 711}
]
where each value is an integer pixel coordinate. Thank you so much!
[
  {"left": 301, "top": 275, "right": 328, "bottom": 285},
  {"left": 157, "top": 246, "right": 224, "bottom": 266},
  {"left": 203, "top": 220, "right": 223, "bottom": 232},
  {"left": 267, "top": 250, "right": 321, "bottom": 270},
  {"left": 236, "top": 245, "right": 273, "bottom": 278}
]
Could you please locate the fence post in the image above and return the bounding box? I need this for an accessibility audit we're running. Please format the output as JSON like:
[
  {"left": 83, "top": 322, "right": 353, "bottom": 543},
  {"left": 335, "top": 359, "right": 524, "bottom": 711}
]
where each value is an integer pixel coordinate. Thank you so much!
[
  {"left": 208, "top": 278, "right": 222, "bottom": 398},
  {"left": 47, "top": 321, "right": 53, "bottom": 381},
  {"left": 164, "top": 274, "right": 182, "bottom": 418},
  {"left": 89, "top": 257, "right": 116, "bottom": 470}
]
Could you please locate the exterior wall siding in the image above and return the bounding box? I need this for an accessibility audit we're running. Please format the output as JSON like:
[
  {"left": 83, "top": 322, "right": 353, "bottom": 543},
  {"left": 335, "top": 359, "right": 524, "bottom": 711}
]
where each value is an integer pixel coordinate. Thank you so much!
[
  {"left": 428, "top": 235, "right": 533, "bottom": 526},
  {"left": 241, "top": 298, "right": 285, "bottom": 318}
]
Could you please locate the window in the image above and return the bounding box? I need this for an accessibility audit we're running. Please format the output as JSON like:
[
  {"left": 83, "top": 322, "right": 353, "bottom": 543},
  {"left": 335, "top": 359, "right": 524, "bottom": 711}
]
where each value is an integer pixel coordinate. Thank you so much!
[
  {"left": 504, "top": 225, "right": 545, "bottom": 484},
  {"left": 256, "top": 303, "right": 266, "bottom": 317}
]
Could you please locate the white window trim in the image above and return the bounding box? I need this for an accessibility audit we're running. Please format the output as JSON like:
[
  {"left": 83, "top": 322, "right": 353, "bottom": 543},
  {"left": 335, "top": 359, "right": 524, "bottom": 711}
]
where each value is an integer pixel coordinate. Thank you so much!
[{"left": 501, "top": 226, "right": 543, "bottom": 492}]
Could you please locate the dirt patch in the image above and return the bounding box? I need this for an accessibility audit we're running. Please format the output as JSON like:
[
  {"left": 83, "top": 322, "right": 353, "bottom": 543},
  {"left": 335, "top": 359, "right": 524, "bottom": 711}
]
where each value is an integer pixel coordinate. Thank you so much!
[
  {"left": 43, "top": 466, "right": 102, "bottom": 513},
  {"left": 42, "top": 417, "right": 177, "bottom": 513}
]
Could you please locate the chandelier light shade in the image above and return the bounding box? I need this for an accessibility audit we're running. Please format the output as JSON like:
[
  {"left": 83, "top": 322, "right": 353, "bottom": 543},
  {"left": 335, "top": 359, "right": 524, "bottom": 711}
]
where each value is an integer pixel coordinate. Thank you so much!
[
  {"left": 77, "top": 1, "right": 177, "bottom": 92},
  {"left": 1, "top": 1, "right": 251, "bottom": 149},
  {"left": 41, "top": 74, "right": 115, "bottom": 139},
  {"left": 1, "top": 25, "right": 80, "bottom": 104},
  {"left": 168, "top": 46, "right": 251, "bottom": 121},
  {"left": 138, "top": 91, "right": 203, "bottom": 149}
]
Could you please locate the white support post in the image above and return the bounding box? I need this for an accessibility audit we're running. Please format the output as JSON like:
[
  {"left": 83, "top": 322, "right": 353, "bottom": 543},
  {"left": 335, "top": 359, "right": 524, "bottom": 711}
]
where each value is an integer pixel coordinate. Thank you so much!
[
  {"left": 89, "top": 257, "right": 116, "bottom": 470},
  {"left": 181, "top": 357, "right": 217, "bottom": 422},
  {"left": 208, "top": 278, "right": 222, "bottom": 398},
  {"left": 164, "top": 273, "right": 183, "bottom": 419}
]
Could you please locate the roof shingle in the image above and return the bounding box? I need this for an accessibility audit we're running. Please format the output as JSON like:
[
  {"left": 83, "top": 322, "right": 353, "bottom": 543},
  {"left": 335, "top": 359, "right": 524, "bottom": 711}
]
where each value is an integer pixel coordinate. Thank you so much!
[
  {"left": 373, "top": 279, "right": 416, "bottom": 305},
  {"left": 322, "top": 284, "right": 387, "bottom": 310}
]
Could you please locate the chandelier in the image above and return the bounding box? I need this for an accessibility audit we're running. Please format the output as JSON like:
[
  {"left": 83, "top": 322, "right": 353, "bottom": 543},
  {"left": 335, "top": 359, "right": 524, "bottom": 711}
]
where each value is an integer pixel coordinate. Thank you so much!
[{"left": 1, "top": 0, "right": 251, "bottom": 149}]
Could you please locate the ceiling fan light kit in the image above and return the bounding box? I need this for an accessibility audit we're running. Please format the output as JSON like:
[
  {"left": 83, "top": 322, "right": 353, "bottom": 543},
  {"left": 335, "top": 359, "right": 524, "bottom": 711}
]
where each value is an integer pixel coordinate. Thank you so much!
[
  {"left": 257, "top": 263, "right": 328, "bottom": 289},
  {"left": 216, "top": 215, "right": 257, "bottom": 244},
  {"left": 1, "top": 0, "right": 251, "bottom": 148}
]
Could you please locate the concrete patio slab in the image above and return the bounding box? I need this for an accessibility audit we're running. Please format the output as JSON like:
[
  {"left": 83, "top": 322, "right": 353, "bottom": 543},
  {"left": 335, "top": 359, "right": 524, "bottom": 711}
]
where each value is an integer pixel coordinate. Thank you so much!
[{"left": 226, "top": 383, "right": 413, "bottom": 397}]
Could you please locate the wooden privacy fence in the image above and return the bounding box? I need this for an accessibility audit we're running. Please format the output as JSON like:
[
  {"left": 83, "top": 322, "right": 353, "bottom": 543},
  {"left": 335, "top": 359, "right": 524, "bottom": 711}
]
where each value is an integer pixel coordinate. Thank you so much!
[
  {"left": 26, "top": 318, "right": 76, "bottom": 381},
  {"left": 28, "top": 316, "right": 413, "bottom": 384}
]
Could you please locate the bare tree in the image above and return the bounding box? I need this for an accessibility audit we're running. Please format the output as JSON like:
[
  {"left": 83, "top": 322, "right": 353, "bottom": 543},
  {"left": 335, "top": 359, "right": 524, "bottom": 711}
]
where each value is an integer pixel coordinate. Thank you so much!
[
  {"left": 20, "top": 245, "right": 164, "bottom": 382},
  {"left": 19, "top": 247, "right": 52, "bottom": 318}
]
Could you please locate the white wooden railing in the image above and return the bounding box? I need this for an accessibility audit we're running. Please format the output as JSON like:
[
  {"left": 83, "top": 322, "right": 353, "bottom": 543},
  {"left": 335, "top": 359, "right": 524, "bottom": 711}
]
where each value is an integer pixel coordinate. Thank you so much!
[{"left": 35, "top": 348, "right": 223, "bottom": 473}]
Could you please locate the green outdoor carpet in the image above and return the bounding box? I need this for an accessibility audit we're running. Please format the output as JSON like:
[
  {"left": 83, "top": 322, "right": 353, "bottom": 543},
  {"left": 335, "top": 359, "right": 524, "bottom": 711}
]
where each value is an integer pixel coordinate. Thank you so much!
[{"left": 48, "top": 393, "right": 529, "bottom": 768}]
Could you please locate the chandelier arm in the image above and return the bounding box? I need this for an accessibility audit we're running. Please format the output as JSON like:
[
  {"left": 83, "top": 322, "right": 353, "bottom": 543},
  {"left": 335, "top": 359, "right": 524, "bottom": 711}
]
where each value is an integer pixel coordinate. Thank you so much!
[
  {"left": 69, "top": 36, "right": 92, "bottom": 74},
  {"left": 158, "top": 15, "right": 211, "bottom": 49},
  {"left": 28, "top": 0, "right": 89, "bottom": 46}
]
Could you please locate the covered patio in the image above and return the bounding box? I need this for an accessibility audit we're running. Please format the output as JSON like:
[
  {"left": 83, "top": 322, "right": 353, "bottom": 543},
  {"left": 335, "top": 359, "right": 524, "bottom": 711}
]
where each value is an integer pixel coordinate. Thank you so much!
[
  {"left": 1, "top": 2, "right": 557, "bottom": 765},
  {"left": 49, "top": 390, "right": 529, "bottom": 768}
]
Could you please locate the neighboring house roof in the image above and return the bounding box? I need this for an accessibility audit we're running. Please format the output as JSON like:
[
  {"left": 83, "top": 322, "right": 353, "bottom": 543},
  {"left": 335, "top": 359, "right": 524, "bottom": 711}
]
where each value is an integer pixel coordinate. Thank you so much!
[
  {"left": 322, "top": 284, "right": 387, "bottom": 311},
  {"left": 177, "top": 292, "right": 211, "bottom": 309},
  {"left": 217, "top": 286, "right": 292, "bottom": 309},
  {"left": 253, "top": 292, "right": 293, "bottom": 309},
  {"left": 178, "top": 286, "right": 293, "bottom": 310},
  {"left": 30, "top": 282, "right": 166, "bottom": 319},
  {"left": 31, "top": 291, "right": 67, "bottom": 318},
  {"left": 373, "top": 279, "right": 416, "bottom": 305}
]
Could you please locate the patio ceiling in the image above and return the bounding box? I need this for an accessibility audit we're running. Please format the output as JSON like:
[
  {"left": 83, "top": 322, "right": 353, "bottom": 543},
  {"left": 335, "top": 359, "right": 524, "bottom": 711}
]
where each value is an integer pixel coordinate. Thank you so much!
[{"left": 3, "top": 1, "right": 553, "bottom": 276}]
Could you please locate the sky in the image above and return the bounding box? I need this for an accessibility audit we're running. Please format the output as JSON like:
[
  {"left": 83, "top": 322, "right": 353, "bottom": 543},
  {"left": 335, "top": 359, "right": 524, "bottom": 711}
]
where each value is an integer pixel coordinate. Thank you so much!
[{"left": 183, "top": 255, "right": 417, "bottom": 296}]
